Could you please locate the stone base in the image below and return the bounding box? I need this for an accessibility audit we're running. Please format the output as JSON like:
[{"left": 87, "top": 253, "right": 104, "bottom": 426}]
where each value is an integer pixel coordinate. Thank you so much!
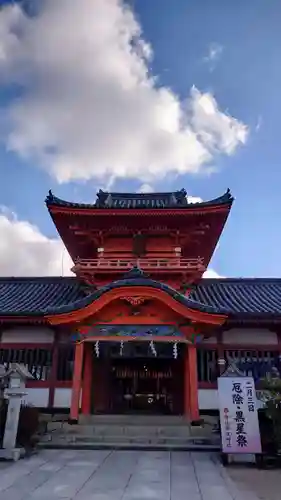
[
  {"left": 190, "top": 419, "right": 204, "bottom": 427},
  {"left": 68, "top": 418, "right": 78, "bottom": 425},
  {"left": 0, "top": 447, "right": 25, "bottom": 462},
  {"left": 221, "top": 452, "right": 256, "bottom": 465}
]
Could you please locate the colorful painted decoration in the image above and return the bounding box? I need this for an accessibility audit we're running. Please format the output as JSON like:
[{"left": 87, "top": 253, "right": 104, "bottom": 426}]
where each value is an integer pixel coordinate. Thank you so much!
[{"left": 79, "top": 324, "right": 185, "bottom": 338}]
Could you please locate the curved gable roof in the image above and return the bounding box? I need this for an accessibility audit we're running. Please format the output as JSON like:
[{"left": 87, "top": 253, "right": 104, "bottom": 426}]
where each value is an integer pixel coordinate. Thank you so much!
[{"left": 44, "top": 274, "right": 225, "bottom": 317}]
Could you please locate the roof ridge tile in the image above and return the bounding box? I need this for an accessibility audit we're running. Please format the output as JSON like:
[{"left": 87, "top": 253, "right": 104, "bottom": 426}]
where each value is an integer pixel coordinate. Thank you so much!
[{"left": 46, "top": 188, "right": 233, "bottom": 210}]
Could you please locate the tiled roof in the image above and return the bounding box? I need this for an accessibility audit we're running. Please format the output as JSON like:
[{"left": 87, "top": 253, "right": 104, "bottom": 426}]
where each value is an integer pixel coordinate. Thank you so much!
[
  {"left": 0, "top": 277, "right": 84, "bottom": 316},
  {"left": 191, "top": 278, "right": 281, "bottom": 317},
  {"left": 45, "top": 188, "right": 233, "bottom": 210},
  {"left": 0, "top": 275, "right": 281, "bottom": 319},
  {"left": 44, "top": 268, "right": 223, "bottom": 316}
]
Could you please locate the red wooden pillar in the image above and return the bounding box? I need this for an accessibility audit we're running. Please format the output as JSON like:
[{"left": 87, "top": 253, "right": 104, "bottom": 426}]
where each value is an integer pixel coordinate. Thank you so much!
[
  {"left": 70, "top": 341, "right": 84, "bottom": 422},
  {"left": 188, "top": 344, "right": 200, "bottom": 422},
  {"left": 184, "top": 343, "right": 200, "bottom": 421},
  {"left": 81, "top": 343, "right": 92, "bottom": 415}
]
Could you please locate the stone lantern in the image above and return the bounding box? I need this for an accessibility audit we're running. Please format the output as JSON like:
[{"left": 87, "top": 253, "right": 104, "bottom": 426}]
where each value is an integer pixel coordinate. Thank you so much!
[{"left": 0, "top": 363, "right": 33, "bottom": 461}]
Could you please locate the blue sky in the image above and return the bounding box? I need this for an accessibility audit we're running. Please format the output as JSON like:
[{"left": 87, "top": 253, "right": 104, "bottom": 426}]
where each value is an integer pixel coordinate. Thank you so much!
[{"left": 0, "top": 0, "right": 280, "bottom": 277}]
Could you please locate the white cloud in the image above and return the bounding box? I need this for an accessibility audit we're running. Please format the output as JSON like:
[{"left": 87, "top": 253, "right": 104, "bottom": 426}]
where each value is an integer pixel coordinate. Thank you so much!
[
  {"left": 203, "top": 268, "right": 223, "bottom": 279},
  {"left": 187, "top": 195, "right": 203, "bottom": 204},
  {"left": 203, "top": 43, "right": 223, "bottom": 71},
  {"left": 188, "top": 87, "right": 247, "bottom": 155},
  {"left": 0, "top": 0, "right": 248, "bottom": 184},
  {"left": 0, "top": 208, "right": 73, "bottom": 276},
  {"left": 138, "top": 183, "right": 154, "bottom": 193}
]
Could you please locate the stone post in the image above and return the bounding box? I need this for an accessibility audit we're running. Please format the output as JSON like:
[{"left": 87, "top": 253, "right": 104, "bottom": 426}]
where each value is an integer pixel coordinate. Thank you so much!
[{"left": 0, "top": 363, "right": 33, "bottom": 461}]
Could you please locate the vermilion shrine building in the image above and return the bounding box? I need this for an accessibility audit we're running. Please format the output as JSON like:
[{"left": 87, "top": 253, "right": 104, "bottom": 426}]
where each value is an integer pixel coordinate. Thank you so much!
[{"left": 0, "top": 188, "right": 280, "bottom": 422}]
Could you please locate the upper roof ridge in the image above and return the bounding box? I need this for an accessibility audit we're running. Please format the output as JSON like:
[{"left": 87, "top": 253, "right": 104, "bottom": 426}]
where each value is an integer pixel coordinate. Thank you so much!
[{"left": 46, "top": 188, "right": 233, "bottom": 210}]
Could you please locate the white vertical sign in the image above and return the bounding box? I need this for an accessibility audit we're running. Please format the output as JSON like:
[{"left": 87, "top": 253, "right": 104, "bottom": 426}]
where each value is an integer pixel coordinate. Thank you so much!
[{"left": 218, "top": 376, "right": 261, "bottom": 454}]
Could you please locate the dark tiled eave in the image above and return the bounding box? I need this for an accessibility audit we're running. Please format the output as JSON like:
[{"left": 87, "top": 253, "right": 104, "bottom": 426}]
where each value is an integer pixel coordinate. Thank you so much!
[
  {"left": 1, "top": 276, "right": 281, "bottom": 321},
  {"left": 45, "top": 188, "right": 233, "bottom": 210},
  {"left": 0, "top": 275, "right": 225, "bottom": 318},
  {"left": 0, "top": 277, "right": 85, "bottom": 318},
  {"left": 191, "top": 278, "right": 281, "bottom": 320}
]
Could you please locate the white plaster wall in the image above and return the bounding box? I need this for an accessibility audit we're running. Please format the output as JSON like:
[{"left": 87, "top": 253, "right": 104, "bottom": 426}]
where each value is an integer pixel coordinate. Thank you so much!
[
  {"left": 198, "top": 389, "right": 219, "bottom": 410},
  {"left": 54, "top": 388, "right": 71, "bottom": 408},
  {"left": 54, "top": 388, "right": 82, "bottom": 408},
  {"left": 1, "top": 327, "right": 54, "bottom": 343},
  {"left": 222, "top": 328, "right": 278, "bottom": 345},
  {"left": 21, "top": 388, "right": 49, "bottom": 407}
]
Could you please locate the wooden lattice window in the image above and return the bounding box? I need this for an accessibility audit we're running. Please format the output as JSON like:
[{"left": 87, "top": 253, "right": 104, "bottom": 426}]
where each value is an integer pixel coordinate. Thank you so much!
[
  {"left": 224, "top": 349, "right": 281, "bottom": 380},
  {"left": 197, "top": 349, "right": 218, "bottom": 382},
  {"left": 0, "top": 348, "right": 52, "bottom": 381}
]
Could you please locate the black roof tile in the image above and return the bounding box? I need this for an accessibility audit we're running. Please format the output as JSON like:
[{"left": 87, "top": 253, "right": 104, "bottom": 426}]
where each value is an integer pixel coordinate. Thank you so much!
[
  {"left": 1, "top": 275, "right": 281, "bottom": 319},
  {"left": 191, "top": 278, "right": 281, "bottom": 317},
  {"left": 0, "top": 277, "right": 84, "bottom": 316},
  {"left": 45, "top": 188, "right": 233, "bottom": 210}
]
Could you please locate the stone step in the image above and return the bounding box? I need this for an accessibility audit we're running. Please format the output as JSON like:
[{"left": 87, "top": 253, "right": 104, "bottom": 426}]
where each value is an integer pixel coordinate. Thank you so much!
[
  {"left": 78, "top": 415, "right": 190, "bottom": 426},
  {"left": 40, "top": 415, "right": 218, "bottom": 452},
  {"left": 38, "top": 439, "right": 220, "bottom": 451},
  {"left": 40, "top": 433, "right": 219, "bottom": 447},
  {"left": 50, "top": 424, "right": 192, "bottom": 437},
  {"left": 41, "top": 434, "right": 215, "bottom": 444}
]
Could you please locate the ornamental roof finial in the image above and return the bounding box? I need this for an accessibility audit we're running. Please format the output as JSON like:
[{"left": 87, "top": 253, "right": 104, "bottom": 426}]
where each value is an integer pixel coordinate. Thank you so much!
[{"left": 122, "top": 266, "right": 149, "bottom": 280}]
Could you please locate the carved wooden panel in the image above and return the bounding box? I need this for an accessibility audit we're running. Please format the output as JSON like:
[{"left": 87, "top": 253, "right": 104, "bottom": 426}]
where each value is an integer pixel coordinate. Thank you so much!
[{"left": 122, "top": 296, "right": 149, "bottom": 306}]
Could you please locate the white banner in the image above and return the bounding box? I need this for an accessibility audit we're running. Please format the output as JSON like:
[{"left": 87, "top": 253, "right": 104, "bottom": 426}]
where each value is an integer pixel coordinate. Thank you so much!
[{"left": 218, "top": 376, "right": 261, "bottom": 454}]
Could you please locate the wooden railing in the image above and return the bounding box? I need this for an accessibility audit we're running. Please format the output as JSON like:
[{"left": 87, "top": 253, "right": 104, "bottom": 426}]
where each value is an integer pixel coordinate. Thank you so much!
[{"left": 73, "top": 257, "right": 205, "bottom": 272}]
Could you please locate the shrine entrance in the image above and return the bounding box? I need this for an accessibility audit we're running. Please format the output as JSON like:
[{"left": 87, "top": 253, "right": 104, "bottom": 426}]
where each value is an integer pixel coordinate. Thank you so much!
[
  {"left": 110, "top": 357, "right": 184, "bottom": 415},
  {"left": 90, "top": 340, "right": 185, "bottom": 415},
  {"left": 46, "top": 281, "right": 228, "bottom": 423}
]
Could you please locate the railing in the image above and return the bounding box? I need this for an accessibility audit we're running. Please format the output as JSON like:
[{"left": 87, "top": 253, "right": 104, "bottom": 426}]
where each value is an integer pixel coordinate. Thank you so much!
[{"left": 73, "top": 257, "right": 205, "bottom": 272}]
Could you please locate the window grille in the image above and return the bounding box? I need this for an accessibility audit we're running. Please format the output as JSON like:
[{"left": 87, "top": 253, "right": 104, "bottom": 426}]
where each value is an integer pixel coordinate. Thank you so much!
[
  {"left": 224, "top": 349, "right": 281, "bottom": 381},
  {"left": 0, "top": 348, "right": 52, "bottom": 380},
  {"left": 197, "top": 349, "right": 218, "bottom": 382}
]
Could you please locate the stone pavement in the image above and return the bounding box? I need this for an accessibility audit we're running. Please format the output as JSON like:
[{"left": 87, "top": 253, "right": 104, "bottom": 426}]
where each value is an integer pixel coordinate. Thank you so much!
[
  {"left": 228, "top": 465, "right": 281, "bottom": 500},
  {"left": 0, "top": 449, "right": 259, "bottom": 500}
]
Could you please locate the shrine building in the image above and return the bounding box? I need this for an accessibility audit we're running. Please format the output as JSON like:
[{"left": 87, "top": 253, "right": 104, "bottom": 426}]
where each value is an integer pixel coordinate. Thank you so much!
[{"left": 0, "top": 188, "right": 281, "bottom": 423}]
